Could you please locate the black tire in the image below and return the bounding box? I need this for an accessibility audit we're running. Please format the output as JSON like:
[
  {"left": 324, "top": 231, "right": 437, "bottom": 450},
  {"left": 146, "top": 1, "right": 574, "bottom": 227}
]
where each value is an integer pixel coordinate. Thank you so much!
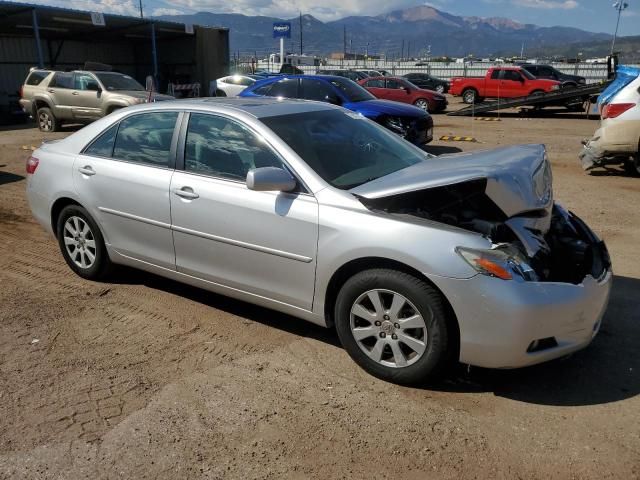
[
  {"left": 56, "top": 205, "right": 112, "bottom": 280},
  {"left": 435, "top": 84, "right": 445, "bottom": 94},
  {"left": 530, "top": 90, "right": 545, "bottom": 96},
  {"left": 623, "top": 155, "right": 640, "bottom": 177},
  {"left": 37, "top": 107, "right": 58, "bottom": 132},
  {"left": 334, "top": 269, "right": 452, "bottom": 385},
  {"left": 215, "top": 89, "right": 227, "bottom": 97},
  {"left": 462, "top": 89, "right": 477, "bottom": 104}
]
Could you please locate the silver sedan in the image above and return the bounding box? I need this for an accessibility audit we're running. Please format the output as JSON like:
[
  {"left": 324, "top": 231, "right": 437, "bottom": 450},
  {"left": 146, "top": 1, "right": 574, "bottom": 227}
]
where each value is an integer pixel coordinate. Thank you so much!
[{"left": 26, "top": 98, "right": 612, "bottom": 384}]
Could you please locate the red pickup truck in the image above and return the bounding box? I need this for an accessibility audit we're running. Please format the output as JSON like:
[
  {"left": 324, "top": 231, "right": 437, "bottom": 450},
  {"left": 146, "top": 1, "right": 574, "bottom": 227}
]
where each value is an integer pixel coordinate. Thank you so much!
[{"left": 450, "top": 67, "right": 561, "bottom": 104}]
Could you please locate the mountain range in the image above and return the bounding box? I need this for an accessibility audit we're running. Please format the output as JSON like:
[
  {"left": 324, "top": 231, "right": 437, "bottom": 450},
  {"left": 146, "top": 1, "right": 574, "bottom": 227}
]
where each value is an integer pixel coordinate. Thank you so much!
[{"left": 157, "top": 5, "right": 630, "bottom": 60}]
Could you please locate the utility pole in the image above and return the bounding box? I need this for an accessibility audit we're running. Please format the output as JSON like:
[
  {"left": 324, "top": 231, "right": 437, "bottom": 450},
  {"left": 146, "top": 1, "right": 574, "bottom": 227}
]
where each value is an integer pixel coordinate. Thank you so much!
[
  {"left": 299, "top": 11, "right": 303, "bottom": 55},
  {"left": 611, "top": 1, "right": 629, "bottom": 54},
  {"left": 401, "top": 39, "right": 404, "bottom": 61},
  {"left": 138, "top": 0, "right": 143, "bottom": 19}
]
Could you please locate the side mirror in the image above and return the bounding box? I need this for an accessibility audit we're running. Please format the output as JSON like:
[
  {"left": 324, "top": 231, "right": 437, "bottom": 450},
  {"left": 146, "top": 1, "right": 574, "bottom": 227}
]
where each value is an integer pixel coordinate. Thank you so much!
[
  {"left": 325, "top": 95, "right": 342, "bottom": 105},
  {"left": 246, "top": 167, "right": 296, "bottom": 192}
]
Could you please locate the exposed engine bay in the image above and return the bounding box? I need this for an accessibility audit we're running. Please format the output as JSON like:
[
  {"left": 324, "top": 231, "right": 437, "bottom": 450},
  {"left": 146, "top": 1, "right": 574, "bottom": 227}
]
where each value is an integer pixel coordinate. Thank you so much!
[{"left": 358, "top": 178, "right": 610, "bottom": 285}]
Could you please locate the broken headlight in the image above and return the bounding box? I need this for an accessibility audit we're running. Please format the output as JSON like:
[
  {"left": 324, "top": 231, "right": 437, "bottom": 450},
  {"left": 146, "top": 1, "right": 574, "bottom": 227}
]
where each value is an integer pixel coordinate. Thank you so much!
[
  {"left": 456, "top": 246, "right": 538, "bottom": 281},
  {"left": 383, "top": 116, "right": 408, "bottom": 135}
]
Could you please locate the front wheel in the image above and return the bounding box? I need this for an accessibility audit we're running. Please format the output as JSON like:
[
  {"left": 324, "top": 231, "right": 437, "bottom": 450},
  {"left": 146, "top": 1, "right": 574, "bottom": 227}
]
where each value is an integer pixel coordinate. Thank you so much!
[
  {"left": 56, "top": 205, "right": 112, "bottom": 280},
  {"left": 435, "top": 84, "right": 445, "bottom": 94},
  {"left": 413, "top": 98, "right": 430, "bottom": 112},
  {"left": 334, "top": 269, "right": 452, "bottom": 385}
]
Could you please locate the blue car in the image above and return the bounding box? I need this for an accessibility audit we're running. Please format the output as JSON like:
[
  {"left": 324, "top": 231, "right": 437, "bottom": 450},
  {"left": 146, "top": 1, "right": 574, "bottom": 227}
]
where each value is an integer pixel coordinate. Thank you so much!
[{"left": 239, "top": 75, "right": 434, "bottom": 145}]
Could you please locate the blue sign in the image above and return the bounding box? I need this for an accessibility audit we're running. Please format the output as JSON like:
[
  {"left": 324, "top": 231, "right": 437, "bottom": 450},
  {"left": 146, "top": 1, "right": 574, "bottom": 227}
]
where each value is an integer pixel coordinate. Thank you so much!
[{"left": 273, "top": 22, "right": 291, "bottom": 38}]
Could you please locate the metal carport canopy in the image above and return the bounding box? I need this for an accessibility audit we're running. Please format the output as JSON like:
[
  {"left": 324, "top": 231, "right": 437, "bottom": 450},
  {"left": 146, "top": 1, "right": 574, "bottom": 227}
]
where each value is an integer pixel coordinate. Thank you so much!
[{"left": 0, "top": 1, "right": 216, "bottom": 75}]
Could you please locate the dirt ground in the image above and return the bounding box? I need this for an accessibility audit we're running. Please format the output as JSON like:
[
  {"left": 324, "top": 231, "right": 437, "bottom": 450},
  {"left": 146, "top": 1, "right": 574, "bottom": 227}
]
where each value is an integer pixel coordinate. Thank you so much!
[{"left": 0, "top": 101, "right": 639, "bottom": 479}]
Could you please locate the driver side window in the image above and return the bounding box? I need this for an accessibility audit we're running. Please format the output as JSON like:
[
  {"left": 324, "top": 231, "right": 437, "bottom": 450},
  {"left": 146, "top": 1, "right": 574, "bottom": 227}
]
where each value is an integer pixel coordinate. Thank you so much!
[{"left": 184, "top": 113, "right": 285, "bottom": 181}]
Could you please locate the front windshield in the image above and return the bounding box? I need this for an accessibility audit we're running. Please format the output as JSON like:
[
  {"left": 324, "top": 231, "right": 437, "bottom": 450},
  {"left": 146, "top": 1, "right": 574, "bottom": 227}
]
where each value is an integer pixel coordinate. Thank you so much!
[
  {"left": 328, "top": 78, "right": 375, "bottom": 103},
  {"left": 95, "top": 72, "right": 145, "bottom": 91},
  {"left": 262, "top": 109, "right": 429, "bottom": 189},
  {"left": 520, "top": 69, "right": 536, "bottom": 80}
]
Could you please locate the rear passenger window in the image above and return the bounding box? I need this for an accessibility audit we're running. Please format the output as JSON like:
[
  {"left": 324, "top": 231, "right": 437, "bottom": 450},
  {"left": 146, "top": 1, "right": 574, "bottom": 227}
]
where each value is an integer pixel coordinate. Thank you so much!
[
  {"left": 84, "top": 124, "right": 118, "bottom": 157},
  {"left": 112, "top": 112, "right": 178, "bottom": 167},
  {"left": 185, "top": 113, "right": 284, "bottom": 181},
  {"left": 50, "top": 72, "right": 74, "bottom": 89},
  {"left": 26, "top": 71, "right": 49, "bottom": 86}
]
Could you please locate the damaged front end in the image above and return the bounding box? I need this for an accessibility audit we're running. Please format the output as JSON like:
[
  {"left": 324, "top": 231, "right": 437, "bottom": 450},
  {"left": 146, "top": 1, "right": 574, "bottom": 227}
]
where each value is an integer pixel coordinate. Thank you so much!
[{"left": 352, "top": 145, "right": 610, "bottom": 285}]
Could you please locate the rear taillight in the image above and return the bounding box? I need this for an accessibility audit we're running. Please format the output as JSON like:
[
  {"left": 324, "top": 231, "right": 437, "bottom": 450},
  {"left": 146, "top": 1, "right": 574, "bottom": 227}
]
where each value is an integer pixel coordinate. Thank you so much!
[
  {"left": 26, "top": 156, "right": 39, "bottom": 174},
  {"left": 602, "top": 102, "right": 635, "bottom": 119}
]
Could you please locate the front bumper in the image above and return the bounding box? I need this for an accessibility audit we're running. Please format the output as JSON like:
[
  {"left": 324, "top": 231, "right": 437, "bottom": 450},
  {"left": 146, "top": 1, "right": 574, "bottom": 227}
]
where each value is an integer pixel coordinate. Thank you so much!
[{"left": 429, "top": 268, "right": 612, "bottom": 369}]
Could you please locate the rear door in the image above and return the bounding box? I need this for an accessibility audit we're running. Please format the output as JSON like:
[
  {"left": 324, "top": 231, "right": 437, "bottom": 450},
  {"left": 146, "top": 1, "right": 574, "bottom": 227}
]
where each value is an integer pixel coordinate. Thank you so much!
[
  {"left": 47, "top": 72, "right": 75, "bottom": 119},
  {"left": 71, "top": 73, "right": 103, "bottom": 120},
  {"left": 361, "top": 78, "right": 387, "bottom": 99},
  {"left": 169, "top": 112, "right": 318, "bottom": 309},
  {"left": 485, "top": 69, "right": 502, "bottom": 97},
  {"left": 73, "top": 111, "right": 180, "bottom": 269}
]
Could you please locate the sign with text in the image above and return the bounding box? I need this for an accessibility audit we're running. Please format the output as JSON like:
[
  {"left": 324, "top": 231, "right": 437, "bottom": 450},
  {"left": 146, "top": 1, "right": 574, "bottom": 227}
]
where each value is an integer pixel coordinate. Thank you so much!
[
  {"left": 90, "top": 12, "right": 105, "bottom": 27},
  {"left": 273, "top": 22, "right": 291, "bottom": 38}
]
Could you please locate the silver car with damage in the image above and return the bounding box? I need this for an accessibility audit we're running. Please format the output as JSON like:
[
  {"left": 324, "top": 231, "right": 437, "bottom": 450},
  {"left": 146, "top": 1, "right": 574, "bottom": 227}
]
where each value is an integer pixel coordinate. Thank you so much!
[{"left": 26, "top": 98, "right": 612, "bottom": 384}]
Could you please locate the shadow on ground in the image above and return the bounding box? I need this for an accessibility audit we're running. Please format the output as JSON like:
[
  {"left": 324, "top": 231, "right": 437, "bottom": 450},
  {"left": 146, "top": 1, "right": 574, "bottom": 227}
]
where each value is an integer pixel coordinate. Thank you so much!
[
  {"left": 112, "top": 265, "right": 639, "bottom": 407},
  {"left": 0, "top": 170, "right": 25, "bottom": 186}
]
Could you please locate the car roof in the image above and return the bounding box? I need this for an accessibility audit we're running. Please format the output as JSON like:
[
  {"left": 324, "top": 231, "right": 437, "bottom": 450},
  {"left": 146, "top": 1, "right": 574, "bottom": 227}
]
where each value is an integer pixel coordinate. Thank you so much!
[{"left": 120, "top": 96, "right": 337, "bottom": 119}]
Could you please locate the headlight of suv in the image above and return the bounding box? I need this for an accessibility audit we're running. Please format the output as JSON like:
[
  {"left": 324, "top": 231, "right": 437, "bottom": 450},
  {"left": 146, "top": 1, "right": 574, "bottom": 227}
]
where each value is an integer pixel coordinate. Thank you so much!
[
  {"left": 456, "top": 246, "right": 538, "bottom": 281},
  {"left": 129, "top": 97, "right": 148, "bottom": 105}
]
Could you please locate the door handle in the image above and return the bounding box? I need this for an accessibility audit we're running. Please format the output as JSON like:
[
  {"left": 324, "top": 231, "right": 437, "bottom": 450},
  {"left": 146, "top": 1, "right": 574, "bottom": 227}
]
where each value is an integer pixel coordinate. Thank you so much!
[
  {"left": 173, "top": 187, "right": 199, "bottom": 200},
  {"left": 72, "top": 91, "right": 80, "bottom": 95},
  {"left": 47, "top": 89, "right": 55, "bottom": 93},
  {"left": 78, "top": 165, "right": 96, "bottom": 176}
]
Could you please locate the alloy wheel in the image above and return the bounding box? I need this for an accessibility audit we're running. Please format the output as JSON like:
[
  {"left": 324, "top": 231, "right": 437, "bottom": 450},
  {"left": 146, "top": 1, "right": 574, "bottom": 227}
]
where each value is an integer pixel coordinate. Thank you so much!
[
  {"left": 38, "top": 112, "right": 52, "bottom": 132},
  {"left": 435, "top": 85, "right": 445, "bottom": 94},
  {"left": 63, "top": 216, "right": 97, "bottom": 269},
  {"left": 350, "top": 289, "right": 428, "bottom": 368},
  {"left": 414, "top": 99, "right": 429, "bottom": 111}
]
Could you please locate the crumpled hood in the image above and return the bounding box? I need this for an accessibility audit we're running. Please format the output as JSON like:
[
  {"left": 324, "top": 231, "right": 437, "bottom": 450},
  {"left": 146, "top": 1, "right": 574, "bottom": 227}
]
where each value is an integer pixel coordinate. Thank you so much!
[
  {"left": 345, "top": 99, "right": 429, "bottom": 119},
  {"left": 351, "top": 144, "right": 553, "bottom": 219}
]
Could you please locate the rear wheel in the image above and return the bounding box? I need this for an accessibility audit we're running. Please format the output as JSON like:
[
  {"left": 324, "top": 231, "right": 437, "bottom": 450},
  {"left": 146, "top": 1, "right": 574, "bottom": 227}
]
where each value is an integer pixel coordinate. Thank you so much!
[
  {"left": 462, "top": 89, "right": 477, "bottom": 104},
  {"left": 215, "top": 89, "right": 227, "bottom": 97},
  {"left": 624, "top": 155, "right": 640, "bottom": 177},
  {"left": 334, "top": 269, "right": 452, "bottom": 385},
  {"left": 56, "top": 205, "right": 112, "bottom": 280},
  {"left": 37, "top": 107, "right": 58, "bottom": 132},
  {"left": 413, "top": 98, "right": 429, "bottom": 111}
]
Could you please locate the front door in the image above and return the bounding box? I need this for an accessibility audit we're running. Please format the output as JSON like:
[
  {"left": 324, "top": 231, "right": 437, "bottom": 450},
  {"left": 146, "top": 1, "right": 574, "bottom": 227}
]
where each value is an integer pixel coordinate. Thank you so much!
[
  {"left": 170, "top": 112, "right": 318, "bottom": 310},
  {"left": 71, "top": 73, "right": 103, "bottom": 120},
  {"left": 384, "top": 79, "right": 411, "bottom": 104},
  {"left": 73, "top": 111, "right": 180, "bottom": 269}
]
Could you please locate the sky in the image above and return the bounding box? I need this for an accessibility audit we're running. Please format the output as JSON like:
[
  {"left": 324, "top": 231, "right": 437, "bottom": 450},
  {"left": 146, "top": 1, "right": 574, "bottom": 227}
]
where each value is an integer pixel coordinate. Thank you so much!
[{"left": 8, "top": 0, "right": 639, "bottom": 36}]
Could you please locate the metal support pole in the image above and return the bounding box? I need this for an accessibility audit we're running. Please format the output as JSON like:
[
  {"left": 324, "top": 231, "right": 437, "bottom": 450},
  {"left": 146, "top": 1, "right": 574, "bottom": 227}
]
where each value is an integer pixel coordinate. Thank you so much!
[
  {"left": 151, "top": 22, "right": 158, "bottom": 81},
  {"left": 32, "top": 8, "right": 44, "bottom": 68},
  {"left": 280, "top": 37, "right": 284, "bottom": 70}
]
